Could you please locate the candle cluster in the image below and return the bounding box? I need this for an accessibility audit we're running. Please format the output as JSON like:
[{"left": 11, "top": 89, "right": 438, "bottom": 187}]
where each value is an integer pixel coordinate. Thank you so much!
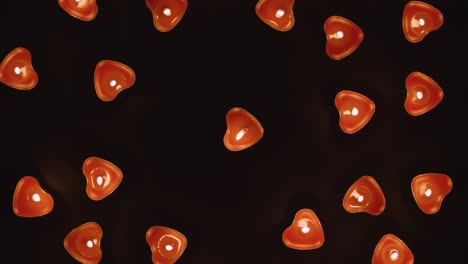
[{"left": 2, "top": 1, "right": 450, "bottom": 263}]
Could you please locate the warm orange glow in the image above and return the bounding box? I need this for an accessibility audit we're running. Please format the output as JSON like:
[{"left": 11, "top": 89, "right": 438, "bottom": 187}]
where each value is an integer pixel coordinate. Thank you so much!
[
  {"left": 282, "top": 208, "right": 325, "bottom": 250},
  {"left": 343, "top": 176, "right": 386, "bottom": 216},
  {"left": 94, "top": 60, "right": 136, "bottom": 102},
  {"left": 402, "top": 1, "right": 443, "bottom": 43},
  {"left": 58, "top": 0, "right": 98, "bottom": 21},
  {"left": 411, "top": 173, "right": 452, "bottom": 214},
  {"left": 223, "top": 107, "right": 264, "bottom": 151},
  {"left": 146, "top": 226, "right": 187, "bottom": 264},
  {"left": 64, "top": 222, "right": 103, "bottom": 264},
  {"left": 404, "top": 71, "right": 444, "bottom": 116},
  {"left": 324, "top": 16, "right": 364, "bottom": 60},
  {"left": 335, "top": 90, "right": 375, "bottom": 134},
  {"left": 13, "top": 176, "right": 54, "bottom": 217},
  {"left": 0, "top": 47, "right": 38, "bottom": 90},
  {"left": 82, "top": 157, "right": 123, "bottom": 201},
  {"left": 146, "top": 0, "right": 188, "bottom": 32},
  {"left": 255, "top": 0, "right": 295, "bottom": 32},
  {"left": 372, "top": 234, "right": 414, "bottom": 264}
]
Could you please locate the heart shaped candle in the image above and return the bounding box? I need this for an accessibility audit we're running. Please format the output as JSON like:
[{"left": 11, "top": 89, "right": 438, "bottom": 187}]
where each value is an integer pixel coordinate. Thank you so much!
[
  {"left": 411, "top": 173, "right": 452, "bottom": 214},
  {"left": 13, "top": 176, "right": 54, "bottom": 217},
  {"left": 94, "top": 60, "right": 136, "bottom": 102},
  {"left": 402, "top": 1, "right": 443, "bottom": 43},
  {"left": 146, "top": 226, "right": 187, "bottom": 264},
  {"left": 324, "top": 16, "right": 364, "bottom": 60},
  {"left": 255, "top": 0, "right": 295, "bottom": 32},
  {"left": 146, "top": 0, "right": 188, "bottom": 32},
  {"left": 224, "top": 107, "right": 264, "bottom": 151},
  {"left": 343, "top": 176, "right": 386, "bottom": 216},
  {"left": 372, "top": 234, "right": 414, "bottom": 264},
  {"left": 404, "top": 71, "right": 444, "bottom": 116},
  {"left": 82, "top": 157, "right": 123, "bottom": 201},
  {"left": 0, "top": 47, "right": 38, "bottom": 90},
  {"left": 335, "top": 90, "right": 375, "bottom": 134},
  {"left": 64, "top": 222, "right": 103, "bottom": 264},
  {"left": 58, "top": 0, "right": 98, "bottom": 21},
  {"left": 282, "top": 208, "right": 325, "bottom": 250}
]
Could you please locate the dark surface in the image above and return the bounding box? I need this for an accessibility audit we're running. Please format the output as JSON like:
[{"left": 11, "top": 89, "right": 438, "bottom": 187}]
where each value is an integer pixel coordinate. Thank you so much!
[{"left": 1, "top": 1, "right": 463, "bottom": 263}]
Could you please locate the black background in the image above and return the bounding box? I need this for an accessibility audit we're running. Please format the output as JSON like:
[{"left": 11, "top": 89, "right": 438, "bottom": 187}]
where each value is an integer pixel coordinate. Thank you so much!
[{"left": 1, "top": 1, "right": 463, "bottom": 263}]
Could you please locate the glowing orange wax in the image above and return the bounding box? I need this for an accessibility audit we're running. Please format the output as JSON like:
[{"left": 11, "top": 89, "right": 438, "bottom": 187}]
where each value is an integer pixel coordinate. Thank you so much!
[
  {"left": 335, "top": 90, "right": 375, "bottom": 134},
  {"left": 146, "top": 226, "right": 187, "bottom": 264},
  {"left": 411, "top": 173, "right": 452, "bottom": 214},
  {"left": 255, "top": 0, "right": 295, "bottom": 32},
  {"left": 402, "top": 1, "right": 443, "bottom": 43},
  {"left": 324, "top": 16, "right": 364, "bottom": 60},
  {"left": 64, "top": 222, "right": 103, "bottom": 264},
  {"left": 0, "top": 47, "right": 38, "bottom": 90},
  {"left": 404, "top": 71, "right": 443, "bottom": 116},
  {"left": 343, "top": 176, "right": 386, "bottom": 216},
  {"left": 146, "top": 0, "right": 188, "bottom": 32},
  {"left": 13, "top": 176, "right": 54, "bottom": 217},
  {"left": 282, "top": 208, "right": 325, "bottom": 250},
  {"left": 372, "top": 234, "right": 414, "bottom": 264},
  {"left": 82, "top": 157, "right": 123, "bottom": 201},
  {"left": 223, "top": 107, "right": 264, "bottom": 151},
  {"left": 58, "top": 0, "right": 98, "bottom": 21},
  {"left": 94, "top": 60, "right": 136, "bottom": 102}
]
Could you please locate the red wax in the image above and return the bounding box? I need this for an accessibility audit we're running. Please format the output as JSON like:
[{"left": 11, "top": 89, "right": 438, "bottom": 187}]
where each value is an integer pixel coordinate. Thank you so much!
[
  {"left": 282, "top": 208, "right": 325, "bottom": 250},
  {"left": 411, "top": 173, "right": 452, "bottom": 214},
  {"left": 343, "top": 176, "right": 386, "bottom": 216},
  {"left": 13, "top": 176, "right": 54, "bottom": 217},
  {"left": 94, "top": 60, "right": 136, "bottom": 102},
  {"left": 58, "top": 0, "right": 98, "bottom": 21},
  {"left": 372, "top": 234, "right": 414, "bottom": 264},
  {"left": 224, "top": 107, "right": 264, "bottom": 151},
  {"left": 404, "top": 71, "right": 443, "bottom": 116},
  {"left": 324, "top": 16, "right": 364, "bottom": 60},
  {"left": 255, "top": 0, "right": 295, "bottom": 32},
  {"left": 146, "top": 226, "right": 187, "bottom": 264},
  {"left": 335, "top": 90, "right": 375, "bottom": 134},
  {"left": 402, "top": 1, "right": 443, "bottom": 43},
  {"left": 82, "top": 157, "right": 123, "bottom": 201},
  {"left": 64, "top": 222, "right": 103, "bottom": 264},
  {"left": 146, "top": 0, "right": 188, "bottom": 32},
  {"left": 0, "top": 47, "right": 38, "bottom": 90}
]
